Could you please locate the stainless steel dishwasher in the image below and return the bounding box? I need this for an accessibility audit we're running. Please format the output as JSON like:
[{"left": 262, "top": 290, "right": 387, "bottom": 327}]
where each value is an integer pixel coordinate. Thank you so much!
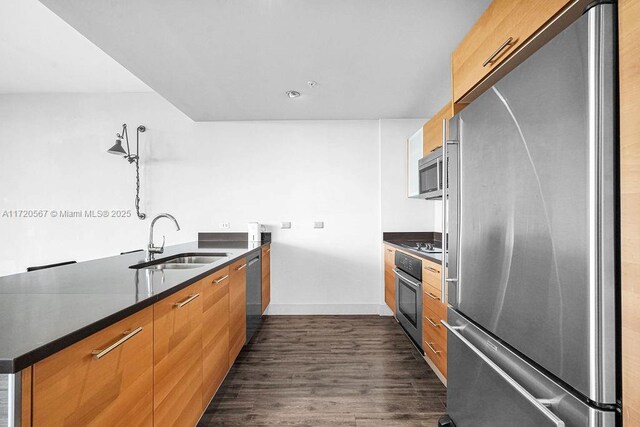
[{"left": 245, "top": 252, "right": 262, "bottom": 344}]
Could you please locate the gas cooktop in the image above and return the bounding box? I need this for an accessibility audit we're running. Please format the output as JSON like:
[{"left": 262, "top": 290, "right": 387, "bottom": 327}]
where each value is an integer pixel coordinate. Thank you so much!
[{"left": 400, "top": 242, "right": 442, "bottom": 254}]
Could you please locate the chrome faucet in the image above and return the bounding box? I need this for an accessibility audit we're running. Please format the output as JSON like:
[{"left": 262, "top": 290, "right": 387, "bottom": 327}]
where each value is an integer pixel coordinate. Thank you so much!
[{"left": 147, "top": 213, "right": 180, "bottom": 261}]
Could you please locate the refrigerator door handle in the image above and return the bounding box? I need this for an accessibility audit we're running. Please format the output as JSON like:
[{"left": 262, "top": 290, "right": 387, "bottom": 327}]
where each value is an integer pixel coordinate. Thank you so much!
[
  {"left": 442, "top": 117, "right": 460, "bottom": 305},
  {"left": 442, "top": 321, "right": 566, "bottom": 427},
  {"left": 441, "top": 119, "right": 447, "bottom": 304}
]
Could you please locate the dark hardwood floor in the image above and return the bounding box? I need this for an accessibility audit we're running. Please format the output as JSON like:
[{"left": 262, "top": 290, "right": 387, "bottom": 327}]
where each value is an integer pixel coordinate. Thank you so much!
[{"left": 198, "top": 315, "right": 447, "bottom": 426}]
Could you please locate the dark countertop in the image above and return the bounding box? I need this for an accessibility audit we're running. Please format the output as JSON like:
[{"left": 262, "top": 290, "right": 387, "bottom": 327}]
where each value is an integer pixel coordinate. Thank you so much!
[
  {"left": 382, "top": 232, "right": 443, "bottom": 264},
  {"left": 0, "top": 240, "right": 268, "bottom": 374}
]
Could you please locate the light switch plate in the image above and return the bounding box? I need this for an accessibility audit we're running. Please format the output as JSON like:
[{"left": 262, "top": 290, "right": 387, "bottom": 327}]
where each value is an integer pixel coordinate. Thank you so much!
[
  {"left": 220, "top": 222, "right": 230, "bottom": 229},
  {"left": 281, "top": 222, "right": 292, "bottom": 229},
  {"left": 313, "top": 221, "right": 324, "bottom": 229}
]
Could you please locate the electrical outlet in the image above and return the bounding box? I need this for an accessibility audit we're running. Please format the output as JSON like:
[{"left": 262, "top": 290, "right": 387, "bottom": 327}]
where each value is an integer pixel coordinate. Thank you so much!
[
  {"left": 220, "top": 222, "right": 230, "bottom": 229},
  {"left": 281, "top": 222, "right": 291, "bottom": 229},
  {"left": 313, "top": 221, "right": 324, "bottom": 229}
]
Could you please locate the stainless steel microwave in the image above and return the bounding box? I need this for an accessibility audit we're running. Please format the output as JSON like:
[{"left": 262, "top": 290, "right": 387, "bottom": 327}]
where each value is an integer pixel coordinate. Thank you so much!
[{"left": 418, "top": 147, "right": 443, "bottom": 199}]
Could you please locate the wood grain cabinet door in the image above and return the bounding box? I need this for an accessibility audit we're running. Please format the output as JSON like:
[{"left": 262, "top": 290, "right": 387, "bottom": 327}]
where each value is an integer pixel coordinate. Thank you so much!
[
  {"left": 153, "top": 281, "right": 203, "bottom": 427},
  {"left": 32, "top": 306, "right": 154, "bottom": 426},
  {"left": 422, "top": 103, "right": 451, "bottom": 155},
  {"left": 452, "top": 0, "right": 573, "bottom": 103},
  {"left": 202, "top": 267, "right": 230, "bottom": 409},
  {"left": 383, "top": 245, "right": 396, "bottom": 312},
  {"left": 261, "top": 245, "right": 271, "bottom": 313},
  {"left": 228, "top": 258, "right": 247, "bottom": 368}
]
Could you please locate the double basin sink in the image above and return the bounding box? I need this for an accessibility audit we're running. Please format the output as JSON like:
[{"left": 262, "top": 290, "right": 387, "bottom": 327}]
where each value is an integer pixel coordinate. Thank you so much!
[{"left": 130, "top": 253, "right": 230, "bottom": 270}]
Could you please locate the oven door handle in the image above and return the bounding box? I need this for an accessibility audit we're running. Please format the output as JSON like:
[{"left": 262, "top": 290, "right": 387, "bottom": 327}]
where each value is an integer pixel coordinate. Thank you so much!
[{"left": 393, "top": 269, "right": 421, "bottom": 289}]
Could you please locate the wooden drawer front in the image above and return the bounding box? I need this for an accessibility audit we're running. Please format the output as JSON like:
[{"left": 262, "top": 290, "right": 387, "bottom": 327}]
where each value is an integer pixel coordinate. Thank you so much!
[
  {"left": 422, "top": 103, "right": 451, "bottom": 155},
  {"left": 154, "top": 281, "right": 203, "bottom": 427},
  {"left": 202, "top": 267, "right": 230, "bottom": 408},
  {"left": 423, "top": 310, "right": 447, "bottom": 345},
  {"left": 452, "top": 0, "right": 571, "bottom": 102},
  {"left": 424, "top": 325, "right": 448, "bottom": 378},
  {"left": 423, "top": 281, "right": 442, "bottom": 304},
  {"left": 262, "top": 245, "right": 271, "bottom": 313},
  {"left": 33, "top": 306, "right": 154, "bottom": 426},
  {"left": 384, "top": 270, "right": 396, "bottom": 313},
  {"left": 422, "top": 260, "right": 441, "bottom": 289},
  {"left": 423, "top": 289, "right": 447, "bottom": 321},
  {"left": 229, "top": 258, "right": 247, "bottom": 368}
]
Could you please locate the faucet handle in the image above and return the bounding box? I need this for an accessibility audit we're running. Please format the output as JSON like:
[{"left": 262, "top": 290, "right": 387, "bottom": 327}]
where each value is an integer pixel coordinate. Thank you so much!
[{"left": 159, "top": 235, "right": 166, "bottom": 252}]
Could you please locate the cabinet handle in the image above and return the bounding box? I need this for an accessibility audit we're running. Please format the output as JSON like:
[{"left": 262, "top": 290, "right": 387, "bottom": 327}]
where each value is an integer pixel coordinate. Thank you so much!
[
  {"left": 425, "top": 341, "right": 442, "bottom": 355},
  {"left": 386, "top": 248, "right": 393, "bottom": 252},
  {"left": 266, "top": 248, "right": 271, "bottom": 253},
  {"left": 482, "top": 37, "right": 514, "bottom": 67},
  {"left": 91, "top": 327, "right": 143, "bottom": 360},
  {"left": 235, "top": 263, "right": 247, "bottom": 271},
  {"left": 425, "top": 316, "right": 439, "bottom": 328},
  {"left": 213, "top": 274, "right": 229, "bottom": 284},
  {"left": 425, "top": 291, "right": 439, "bottom": 300},
  {"left": 174, "top": 293, "right": 200, "bottom": 308},
  {"left": 425, "top": 266, "right": 439, "bottom": 273}
]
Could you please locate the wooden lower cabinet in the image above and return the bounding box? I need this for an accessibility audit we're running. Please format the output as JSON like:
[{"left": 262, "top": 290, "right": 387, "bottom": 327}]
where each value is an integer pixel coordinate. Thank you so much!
[
  {"left": 422, "top": 260, "right": 447, "bottom": 381},
  {"left": 384, "top": 245, "right": 396, "bottom": 312},
  {"left": 422, "top": 259, "right": 441, "bottom": 291},
  {"left": 153, "top": 281, "right": 203, "bottom": 427},
  {"left": 202, "top": 266, "right": 230, "bottom": 409},
  {"left": 228, "top": 258, "right": 247, "bottom": 368},
  {"left": 423, "top": 320, "right": 448, "bottom": 378},
  {"left": 262, "top": 245, "right": 271, "bottom": 313},
  {"left": 32, "top": 306, "right": 154, "bottom": 426},
  {"left": 27, "top": 250, "right": 276, "bottom": 426}
]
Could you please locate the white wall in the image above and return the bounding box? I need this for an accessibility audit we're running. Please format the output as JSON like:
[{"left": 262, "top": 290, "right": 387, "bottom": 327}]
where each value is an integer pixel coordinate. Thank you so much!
[
  {"left": 379, "top": 119, "right": 439, "bottom": 231},
  {"left": 0, "top": 93, "right": 438, "bottom": 313}
]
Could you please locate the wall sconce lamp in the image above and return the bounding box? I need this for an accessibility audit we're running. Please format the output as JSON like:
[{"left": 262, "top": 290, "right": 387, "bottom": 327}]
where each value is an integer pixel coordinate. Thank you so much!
[{"left": 107, "top": 124, "right": 146, "bottom": 220}]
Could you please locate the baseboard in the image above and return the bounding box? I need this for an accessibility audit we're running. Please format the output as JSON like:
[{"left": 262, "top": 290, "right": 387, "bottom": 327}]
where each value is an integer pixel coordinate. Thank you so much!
[
  {"left": 264, "top": 304, "right": 385, "bottom": 315},
  {"left": 424, "top": 355, "right": 447, "bottom": 387},
  {"left": 378, "top": 304, "right": 394, "bottom": 316}
]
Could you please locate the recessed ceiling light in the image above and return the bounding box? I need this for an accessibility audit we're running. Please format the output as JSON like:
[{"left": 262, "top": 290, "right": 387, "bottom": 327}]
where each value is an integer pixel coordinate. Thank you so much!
[
  {"left": 286, "top": 90, "right": 301, "bottom": 98},
  {"left": 307, "top": 81, "right": 318, "bottom": 88}
]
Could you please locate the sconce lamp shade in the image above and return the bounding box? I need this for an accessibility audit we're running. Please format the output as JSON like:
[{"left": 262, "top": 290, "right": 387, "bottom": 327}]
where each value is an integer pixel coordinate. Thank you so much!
[{"left": 107, "top": 139, "right": 127, "bottom": 155}]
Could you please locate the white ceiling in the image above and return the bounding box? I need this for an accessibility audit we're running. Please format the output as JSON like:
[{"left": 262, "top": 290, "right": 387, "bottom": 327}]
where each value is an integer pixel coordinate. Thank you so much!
[
  {"left": 24, "top": 0, "right": 490, "bottom": 120},
  {"left": 0, "top": 0, "right": 151, "bottom": 94}
]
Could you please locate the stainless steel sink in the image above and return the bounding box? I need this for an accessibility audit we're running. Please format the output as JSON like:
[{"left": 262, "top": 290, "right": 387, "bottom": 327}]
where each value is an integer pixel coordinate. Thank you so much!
[
  {"left": 166, "top": 255, "right": 227, "bottom": 264},
  {"left": 143, "top": 263, "right": 205, "bottom": 270},
  {"left": 130, "top": 252, "right": 229, "bottom": 270}
]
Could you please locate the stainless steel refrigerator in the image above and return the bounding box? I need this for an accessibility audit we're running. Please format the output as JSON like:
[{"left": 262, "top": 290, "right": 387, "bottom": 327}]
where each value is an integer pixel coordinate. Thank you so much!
[{"left": 441, "top": 3, "right": 618, "bottom": 426}]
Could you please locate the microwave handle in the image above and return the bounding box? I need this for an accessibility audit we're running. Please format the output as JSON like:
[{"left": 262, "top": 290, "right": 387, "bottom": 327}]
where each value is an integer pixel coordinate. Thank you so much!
[{"left": 435, "top": 157, "right": 441, "bottom": 195}]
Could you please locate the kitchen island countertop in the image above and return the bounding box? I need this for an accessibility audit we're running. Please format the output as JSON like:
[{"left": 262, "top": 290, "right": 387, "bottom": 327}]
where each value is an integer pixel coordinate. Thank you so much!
[{"left": 0, "top": 240, "right": 268, "bottom": 373}]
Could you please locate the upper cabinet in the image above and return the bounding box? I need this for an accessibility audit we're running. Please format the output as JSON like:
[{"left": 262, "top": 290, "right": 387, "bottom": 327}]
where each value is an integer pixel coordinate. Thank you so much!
[
  {"left": 422, "top": 103, "right": 452, "bottom": 156},
  {"left": 407, "top": 128, "right": 423, "bottom": 198},
  {"left": 452, "top": 0, "right": 582, "bottom": 105}
]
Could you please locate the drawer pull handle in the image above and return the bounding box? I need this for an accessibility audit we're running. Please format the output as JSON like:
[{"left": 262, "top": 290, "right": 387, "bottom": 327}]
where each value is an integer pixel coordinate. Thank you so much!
[
  {"left": 482, "top": 37, "right": 514, "bottom": 67},
  {"left": 425, "top": 267, "right": 439, "bottom": 273},
  {"left": 235, "top": 263, "right": 247, "bottom": 271},
  {"left": 425, "top": 291, "right": 439, "bottom": 300},
  {"left": 213, "top": 274, "right": 229, "bottom": 284},
  {"left": 425, "top": 316, "right": 439, "bottom": 328},
  {"left": 92, "top": 327, "right": 143, "bottom": 360},
  {"left": 174, "top": 293, "right": 200, "bottom": 308},
  {"left": 425, "top": 341, "right": 442, "bottom": 355}
]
